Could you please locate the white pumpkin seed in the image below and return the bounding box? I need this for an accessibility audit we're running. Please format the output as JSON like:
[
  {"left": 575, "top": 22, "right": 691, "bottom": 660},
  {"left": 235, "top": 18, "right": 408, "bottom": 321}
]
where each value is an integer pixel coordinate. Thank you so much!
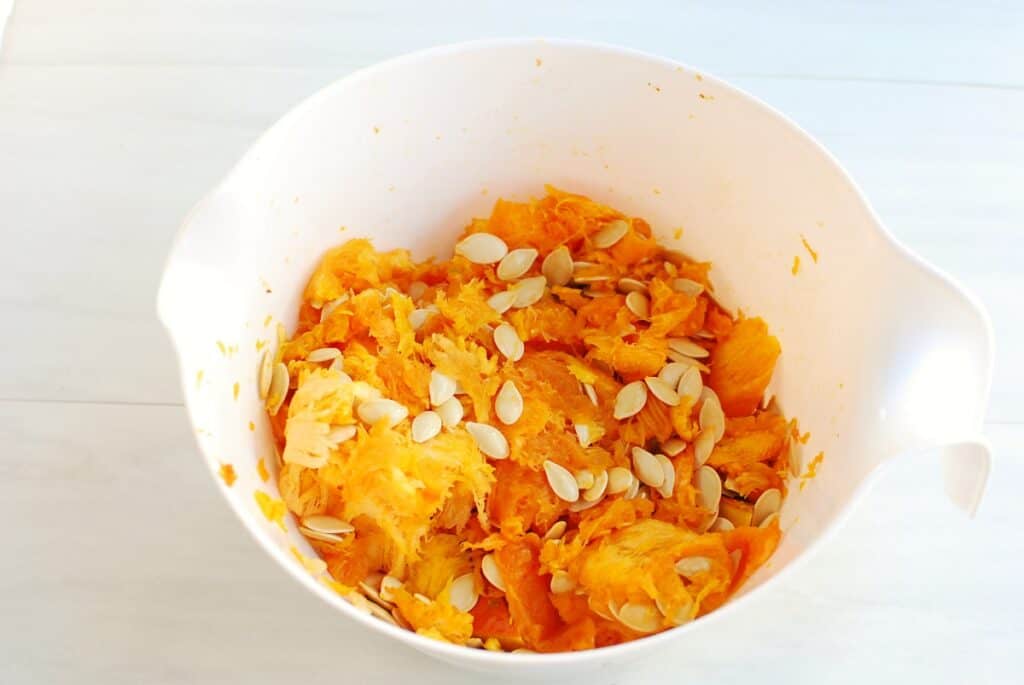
[
  {"left": 487, "top": 289, "right": 517, "bottom": 314},
  {"left": 709, "top": 516, "right": 735, "bottom": 532},
  {"left": 376, "top": 575, "right": 402, "bottom": 603},
  {"left": 511, "top": 276, "right": 546, "bottom": 308},
  {"left": 357, "top": 399, "right": 408, "bottom": 427},
  {"left": 408, "top": 280, "right": 427, "bottom": 301},
  {"left": 676, "top": 366, "right": 704, "bottom": 401},
  {"left": 568, "top": 496, "right": 602, "bottom": 512},
  {"left": 694, "top": 329, "right": 716, "bottom": 340},
  {"left": 302, "top": 515, "right": 355, "bottom": 535},
  {"left": 752, "top": 488, "right": 782, "bottom": 527},
  {"left": 625, "top": 291, "right": 650, "bottom": 319},
  {"left": 327, "top": 424, "right": 357, "bottom": 444},
  {"left": 671, "top": 278, "right": 705, "bottom": 297},
  {"left": 258, "top": 350, "right": 273, "bottom": 399},
  {"left": 666, "top": 350, "right": 712, "bottom": 372},
  {"left": 549, "top": 570, "right": 576, "bottom": 594},
  {"left": 657, "top": 362, "right": 688, "bottom": 389},
  {"left": 409, "top": 307, "right": 437, "bottom": 331},
  {"left": 320, "top": 294, "right": 349, "bottom": 323},
  {"left": 583, "top": 382, "right": 598, "bottom": 406},
  {"left": 329, "top": 358, "right": 347, "bottom": 375},
  {"left": 592, "top": 219, "right": 629, "bottom": 248},
  {"left": 695, "top": 465, "right": 722, "bottom": 515},
  {"left": 584, "top": 469, "right": 609, "bottom": 502},
  {"left": 694, "top": 430, "right": 715, "bottom": 466},
  {"left": 574, "top": 469, "right": 596, "bottom": 490},
  {"left": 481, "top": 553, "right": 505, "bottom": 591},
  {"left": 429, "top": 370, "right": 457, "bottom": 407},
  {"left": 541, "top": 246, "right": 573, "bottom": 286},
  {"left": 699, "top": 395, "right": 726, "bottom": 442},
  {"left": 543, "top": 460, "right": 580, "bottom": 502},
  {"left": 644, "top": 376, "right": 681, "bottom": 406},
  {"left": 660, "top": 595, "right": 695, "bottom": 627},
  {"left": 655, "top": 453, "right": 676, "bottom": 498},
  {"left": 662, "top": 438, "right": 686, "bottom": 456},
  {"left": 572, "top": 260, "right": 596, "bottom": 271},
  {"left": 615, "top": 601, "right": 661, "bottom": 633},
  {"left": 787, "top": 438, "right": 802, "bottom": 477},
  {"left": 607, "top": 467, "right": 634, "bottom": 495},
  {"left": 575, "top": 423, "right": 601, "bottom": 448},
  {"left": 674, "top": 556, "right": 712, "bottom": 578},
  {"left": 495, "top": 381, "right": 524, "bottom": 425},
  {"left": 411, "top": 411, "right": 442, "bottom": 443},
  {"left": 497, "top": 248, "right": 539, "bottom": 281},
  {"left": 300, "top": 527, "right": 347, "bottom": 545},
  {"left": 306, "top": 347, "right": 341, "bottom": 363},
  {"left": 617, "top": 277, "right": 648, "bottom": 294},
  {"left": 466, "top": 422, "right": 509, "bottom": 459},
  {"left": 624, "top": 473, "right": 641, "bottom": 499},
  {"left": 543, "top": 520, "right": 568, "bottom": 541},
  {"left": 668, "top": 338, "right": 710, "bottom": 359},
  {"left": 632, "top": 447, "right": 665, "bottom": 488},
  {"left": 705, "top": 287, "right": 735, "bottom": 318},
  {"left": 266, "top": 362, "right": 290, "bottom": 415},
  {"left": 455, "top": 232, "right": 508, "bottom": 264},
  {"left": 758, "top": 512, "right": 780, "bottom": 528},
  {"left": 449, "top": 573, "right": 479, "bottom": 612},
  {"left": 493, "top": 323, "right": 524, "bottom": 362},
  {"left": 613, "top": 381, "right": 648, "bottom": 420},
  {"left": 436, "top": 397, "right": 464, "bottom": 428}
]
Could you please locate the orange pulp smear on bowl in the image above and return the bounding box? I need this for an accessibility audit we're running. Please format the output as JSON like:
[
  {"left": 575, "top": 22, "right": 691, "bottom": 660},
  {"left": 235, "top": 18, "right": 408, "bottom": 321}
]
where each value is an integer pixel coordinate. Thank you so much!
[{"left": 263, "top": 187, "right": 798, "bottom": 652}]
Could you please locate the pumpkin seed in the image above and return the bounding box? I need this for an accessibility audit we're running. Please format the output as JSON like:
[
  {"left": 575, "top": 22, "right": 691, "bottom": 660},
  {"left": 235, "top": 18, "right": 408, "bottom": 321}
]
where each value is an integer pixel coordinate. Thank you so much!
[
  {"left": 449, "top": 573, "right": 479, "bottom": 612},
  {"left": 544, "top": 460, "right": 580, "bottom": 502},
  {"left": 408, "top": 280, "right": 427, "bottom": 301},
  {"left": 357, "top": 399, "right": 408, "bottom": 427},
  {"left": 466, "top": 422, "right": 509, "bottom": 459},
  {"left": 497, "top": 248, "right": 538, "bottom": 281},
  {"left": 758, "top": 512, "right": 780, "bottom": 528},
  {"left": 455, "top": 232, "right": 508, "bottom": 264},
  {"left": 330, "top": 358, "right": 347, "bottom": 375},
  {"left": 411, "top": 411, "right": 442, "bottom": 443},
  {"left": 787, "top": 437, "right": 802, "bottom": 477},
  {"left": 657, "top": 362, "right": 688, "bottom": 389},
  {"left": 266, "top": 362, "right": 289, "bottom": 415},
  {"left": 699, "top": 394, "right": 726, "bottom": 442},
  {"left": 568, "top": 496, "right": 603, "bottom": 512},
  {"left": 258, "top": 350, "right": 273, "bottom": 399},
  {"left": 511, "top": 276, "right": 546, "bottom": 308},
  {"left": 327, "top": 424, "right": 357, "bottom": 444},
  {"left": 495, "top": 381, "right": 523, "bottom": 425},
  {"left": 436, "top": 397, "right": 464, "bottom": 428},
  {"left": 487, "top": 289, "right": 517, "bottom": 314},
  {"left": 493, "top": 323, "right": 524, "bottom": 362},
  {"left": 379, "top": 575, "right": 402, "bottom": 603},
  {"left": 320, "top": 294, "right": 349, "bottom": 323},
  {"left": 583, "top": 382, "right": 599, "bottom": 406},
  {"left": 574, "top": 469, "right": 596, "bottom": 490},
  {"left": 584, "top": 469, "right": 609, "bottom": 502},
  {"left": 625, "top": 291, "right": 650, "bottom": 318},
  {"left": 662, "top": 438, "right": 686, "bottom": 456},
  {"left": 409, "top": 307, "right": 437, "bottom": 331},
  {"left": 306, "top": 347, "right": 341, "bottom": 363},
  {"left": 300, "top": 527, "right": 347, "bottom": 544},
  {"left": 549, "top": 570, "right": 576, "bottom": 594},
  {"left": 617, "top": 277, "right": 648, "bottom": 294},
  {"left": 624, "top": 473, "right": 641, "bottom": 499},
  {"left": 709, "top": 516, "right": 735, "bottom": 532},
  {"left": 615, "top": 601, "right": 660, "bottom": 633},
  {"left": 592, "top": 219, "right": 629, "bottom": 248},
  {"left": 632, "top": 447, "right": 665, "bottom": 488},
  {"left": 676, "top": 366, "right": 703, "bottom": 401},
  {"left": 752, "top": 488, "right": 782, "bottom": 526},
  {"left": 694, "top": 329, "right": 716, "bottom": 340},
  {"left": 574, "top": 423, "right": 595, "bottom": 447},
  {"left": 671, "top": 278, "right": 705, "bottom": 297},
  {"left": 668, "top": 338, "right": 710, "bottom": 359},
  {"left": 660, "top": 596, "right": 695, "bottom": 626},
  {"left": 656, "top": 453, "right": 676, "bottom": 498},
  {"left": 613, "top": 381, "right": 648, "bottom": 419},
  {"left": 644, "top": 376, "right": 681, "bottom": 406},
  {"left": 429, "top": 370, "right": 457, "bottom": 407},
  {"left": 695, "top": 465, "right": 722, "bottom": 515},
  {"left": 543, "top": 520, "right": 567, "bottom": 541},
  {"left": 541, "top": 246, "right": 573, "bottom": 286},
  {"left": 666, "top": 350, "right": 711, "bottom": 371},
  {"left": 302, "top": 514, "right": 355, "bottom": 535},
  {"left": 481, "top": 553, "right": 506, "bottom": 591},
  {"left": 465, "top": 637, "right": 484, "bottom": 649},
  {"left": 674, "top": 556, "right": 712, "bottom": 578},
  {"left": 705, "top": 287, "right": 735, "bottom": 317},
  {"left": 607, "top": 467, "right": 634, "bottom": 495},
  {"left": 694, "top": 430, "right": 715, "bottom": 466}
]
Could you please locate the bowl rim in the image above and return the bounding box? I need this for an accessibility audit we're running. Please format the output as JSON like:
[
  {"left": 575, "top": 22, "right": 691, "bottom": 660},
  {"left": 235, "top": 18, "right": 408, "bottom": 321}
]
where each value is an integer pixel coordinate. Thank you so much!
[{"left": 157, "top": 36, "right": 994, "bottom": 665}]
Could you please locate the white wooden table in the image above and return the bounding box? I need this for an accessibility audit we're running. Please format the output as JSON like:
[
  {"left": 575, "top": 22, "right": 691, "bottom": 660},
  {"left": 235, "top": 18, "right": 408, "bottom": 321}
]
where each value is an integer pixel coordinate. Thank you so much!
[{"left": 2, "top": 2, "right": 1022, "bottom": 683}]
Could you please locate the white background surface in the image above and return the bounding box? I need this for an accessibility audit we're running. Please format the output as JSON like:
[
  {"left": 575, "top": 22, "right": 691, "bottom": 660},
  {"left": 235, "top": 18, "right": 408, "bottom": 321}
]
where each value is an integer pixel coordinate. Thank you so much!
[{"left": 1, "top": 2, "right": 1022, "bottom": 683}]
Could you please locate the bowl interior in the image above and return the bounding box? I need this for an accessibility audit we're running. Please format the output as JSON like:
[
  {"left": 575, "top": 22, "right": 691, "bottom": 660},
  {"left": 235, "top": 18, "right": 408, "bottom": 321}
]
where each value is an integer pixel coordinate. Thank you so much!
[{"left": 157, "top": 39, "right": 986, "bottom": 667}]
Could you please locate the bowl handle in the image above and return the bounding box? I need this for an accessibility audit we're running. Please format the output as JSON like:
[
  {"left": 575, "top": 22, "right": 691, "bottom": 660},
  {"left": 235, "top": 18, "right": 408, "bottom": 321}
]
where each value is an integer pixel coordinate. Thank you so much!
[{"left": 873, "top": 249, "right": 994, "bottom": 516}]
